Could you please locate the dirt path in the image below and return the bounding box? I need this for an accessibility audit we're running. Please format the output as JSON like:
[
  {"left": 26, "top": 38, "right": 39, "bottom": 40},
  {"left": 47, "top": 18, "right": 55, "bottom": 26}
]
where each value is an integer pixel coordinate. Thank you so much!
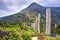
[{"left": 32, "top": 37, "right": 38, "bottom": 40}]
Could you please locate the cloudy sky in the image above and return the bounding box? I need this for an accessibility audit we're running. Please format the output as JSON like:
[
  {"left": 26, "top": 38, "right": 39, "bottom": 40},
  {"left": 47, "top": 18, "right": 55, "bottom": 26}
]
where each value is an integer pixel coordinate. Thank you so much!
[{"left": 0, "top": 0, "right": 60, "bottom": 17}]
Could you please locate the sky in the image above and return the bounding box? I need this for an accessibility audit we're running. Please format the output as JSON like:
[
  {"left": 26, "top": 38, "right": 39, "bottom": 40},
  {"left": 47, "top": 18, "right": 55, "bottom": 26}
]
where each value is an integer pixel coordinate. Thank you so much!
[{"left": 0, "top": 0, "right": 60, "bottom": 17}]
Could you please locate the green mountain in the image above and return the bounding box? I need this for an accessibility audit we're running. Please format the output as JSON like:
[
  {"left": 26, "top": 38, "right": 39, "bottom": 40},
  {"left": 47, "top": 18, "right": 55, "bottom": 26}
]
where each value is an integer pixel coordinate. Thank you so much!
[{"left": 0, "top": 2, "right": 60, "bottom": 26}]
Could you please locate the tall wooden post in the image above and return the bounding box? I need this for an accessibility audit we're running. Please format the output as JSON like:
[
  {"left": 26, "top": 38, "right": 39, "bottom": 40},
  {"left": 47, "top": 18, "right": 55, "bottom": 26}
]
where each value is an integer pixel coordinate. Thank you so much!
[
  {"left": 46, "top": 8, "right": 51, "bottom": 35},
  {"left": 38, "top": 13, "right": 41, "bottom": 34}
]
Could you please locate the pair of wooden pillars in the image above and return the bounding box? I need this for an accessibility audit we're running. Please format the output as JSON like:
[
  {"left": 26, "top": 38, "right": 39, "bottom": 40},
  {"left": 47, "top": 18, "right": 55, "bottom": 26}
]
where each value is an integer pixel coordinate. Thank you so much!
[{"left": 32, "top": 8, "right": 51, "bottom": 35}]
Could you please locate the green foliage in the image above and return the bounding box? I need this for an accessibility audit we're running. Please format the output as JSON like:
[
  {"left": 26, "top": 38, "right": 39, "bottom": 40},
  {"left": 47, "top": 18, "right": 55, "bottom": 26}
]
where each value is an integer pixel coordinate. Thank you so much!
[
  {"left": 0, "top": 23, "right": 33, "bottom": 40},
  {"left": 56, "top": 27, "right": 60, "bottom": 34},
  {"left": 22, "top": 31, "right": 32, "bottom": 40},
  {"left": 0, "top": 27, "right": 23, "bottom": 40}
]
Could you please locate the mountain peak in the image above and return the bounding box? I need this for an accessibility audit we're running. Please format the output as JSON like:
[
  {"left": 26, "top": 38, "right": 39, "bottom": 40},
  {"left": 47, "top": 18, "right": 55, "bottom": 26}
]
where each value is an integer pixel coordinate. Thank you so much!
[
  {"left": 30, "top": 2, "right": 40, "bottom": 6},
  {"left": 31, "top": 2, "right": 38, "bottom": 4},
  {"left": 26, "top": 2, "right": 45, "bottom": 11}
]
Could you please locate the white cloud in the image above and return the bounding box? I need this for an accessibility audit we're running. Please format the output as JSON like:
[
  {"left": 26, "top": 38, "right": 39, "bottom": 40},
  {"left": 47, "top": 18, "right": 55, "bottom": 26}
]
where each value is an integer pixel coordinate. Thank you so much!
[
  {"left": 7, "top": 5, "right": 20, "bottom": 12},
  {"left": 37, "top": 0, "right": 60, "bottom": 7},
  {"left": 0, "top": 0, "right": 34, "bottom": 17},
  {"left": 0, "top": 9, "right": 19, "bottom": 17},
  {"left": 3, "top": 0, "right": 34, "bottom": 12},
  {"left": 0, "top": 10, "right": 9, "bottom": 17}
]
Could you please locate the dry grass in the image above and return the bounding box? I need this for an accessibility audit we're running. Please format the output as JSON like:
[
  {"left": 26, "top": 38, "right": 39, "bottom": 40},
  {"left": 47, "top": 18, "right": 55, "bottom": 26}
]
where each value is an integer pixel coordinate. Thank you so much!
[{"left": 32, "top": 35, "right": 60, "bottom": 40}]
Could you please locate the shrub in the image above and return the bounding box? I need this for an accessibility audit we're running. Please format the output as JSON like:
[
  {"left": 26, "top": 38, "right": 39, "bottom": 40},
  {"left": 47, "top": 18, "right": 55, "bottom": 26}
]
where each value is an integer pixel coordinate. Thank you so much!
[
  {"left": 0, "top": 28, "right": 23, "bottom": 40},
  {"left": 22, "top": 31, "right": 32, "bottom": 40}
]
